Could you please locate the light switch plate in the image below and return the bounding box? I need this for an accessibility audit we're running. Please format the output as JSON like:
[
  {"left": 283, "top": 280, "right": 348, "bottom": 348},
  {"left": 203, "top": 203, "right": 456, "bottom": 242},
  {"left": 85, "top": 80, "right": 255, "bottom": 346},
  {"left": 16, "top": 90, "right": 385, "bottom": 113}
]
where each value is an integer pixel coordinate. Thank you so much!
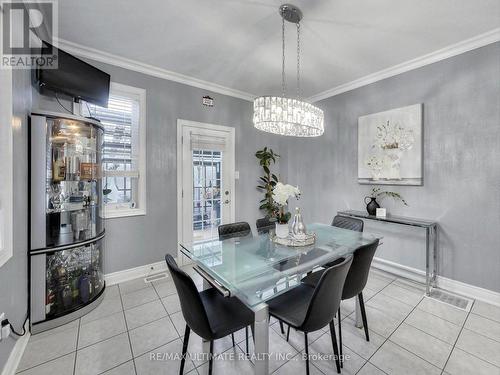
[{"left": 235, "top": 171, "right": 240, "bottom": 180}]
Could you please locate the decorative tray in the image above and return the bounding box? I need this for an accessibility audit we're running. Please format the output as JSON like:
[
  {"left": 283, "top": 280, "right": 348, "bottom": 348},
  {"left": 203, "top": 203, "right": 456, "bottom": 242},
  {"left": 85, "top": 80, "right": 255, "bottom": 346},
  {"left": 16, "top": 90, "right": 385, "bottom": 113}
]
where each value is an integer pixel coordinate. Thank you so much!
[{"left": 272, "top": 232, "right": 316, "bottom": 247}]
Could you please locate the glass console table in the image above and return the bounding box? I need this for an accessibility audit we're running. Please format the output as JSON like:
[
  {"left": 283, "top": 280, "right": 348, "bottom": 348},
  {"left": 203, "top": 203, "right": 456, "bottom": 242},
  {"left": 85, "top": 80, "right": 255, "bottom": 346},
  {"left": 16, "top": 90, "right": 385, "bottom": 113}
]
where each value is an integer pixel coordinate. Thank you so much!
[
  {"left": 338, "top": 210, "right": 438, "bottom": 296},
  {"left": 180, "top": 223, "right": 381, "bottom": 375}
]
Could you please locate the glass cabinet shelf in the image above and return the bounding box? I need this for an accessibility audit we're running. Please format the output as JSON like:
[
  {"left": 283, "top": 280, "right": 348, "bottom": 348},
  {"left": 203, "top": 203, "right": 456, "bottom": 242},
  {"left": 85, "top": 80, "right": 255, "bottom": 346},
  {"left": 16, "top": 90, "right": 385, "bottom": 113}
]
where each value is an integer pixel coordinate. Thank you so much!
[{"left": 42, "top": 117, "right": 104, "bottom": 248}]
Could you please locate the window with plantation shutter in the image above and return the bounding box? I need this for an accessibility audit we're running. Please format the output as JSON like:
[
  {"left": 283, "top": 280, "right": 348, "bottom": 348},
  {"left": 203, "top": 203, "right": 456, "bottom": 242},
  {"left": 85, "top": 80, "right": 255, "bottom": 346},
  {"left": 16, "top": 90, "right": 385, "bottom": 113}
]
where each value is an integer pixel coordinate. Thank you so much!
[{"left": 82, "top": 83, "right": 146, "bottom": 218}]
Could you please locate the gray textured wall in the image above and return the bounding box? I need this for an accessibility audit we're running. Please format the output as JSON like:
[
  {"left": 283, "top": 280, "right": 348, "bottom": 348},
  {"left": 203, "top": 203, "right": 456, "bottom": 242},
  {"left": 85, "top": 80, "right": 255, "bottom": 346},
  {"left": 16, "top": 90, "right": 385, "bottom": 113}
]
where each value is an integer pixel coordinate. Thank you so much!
[
  {"left": 0, "top": 69, "right": 30, "bottom": 371},
  {"left": 286, "top": 42, "right": 500, "bottom": 292},
  {"left": 32, "top": 59, "right": 288, "bottom": 274}
]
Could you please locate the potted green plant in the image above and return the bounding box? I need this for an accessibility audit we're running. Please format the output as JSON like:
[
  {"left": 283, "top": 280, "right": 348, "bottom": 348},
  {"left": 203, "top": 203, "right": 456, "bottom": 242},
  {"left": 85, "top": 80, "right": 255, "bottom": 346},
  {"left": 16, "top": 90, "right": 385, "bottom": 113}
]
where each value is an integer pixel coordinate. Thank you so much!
[
  {"left": 272, "top": 182, "right": 301, "bottom": 238},
  {"left": 255, "top": 147, "right": 279, "bottom": 218},
  {"left": 365, "top": 187, "right": 408, "bottom": 215}
]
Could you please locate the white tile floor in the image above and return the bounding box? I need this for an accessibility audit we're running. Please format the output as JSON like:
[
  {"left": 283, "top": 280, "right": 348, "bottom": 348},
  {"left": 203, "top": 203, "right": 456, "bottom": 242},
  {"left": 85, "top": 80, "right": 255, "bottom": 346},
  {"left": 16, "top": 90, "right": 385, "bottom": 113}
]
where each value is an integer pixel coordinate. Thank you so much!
[{"left": 16, "top": 267, "right": 500, "bottom": 375}]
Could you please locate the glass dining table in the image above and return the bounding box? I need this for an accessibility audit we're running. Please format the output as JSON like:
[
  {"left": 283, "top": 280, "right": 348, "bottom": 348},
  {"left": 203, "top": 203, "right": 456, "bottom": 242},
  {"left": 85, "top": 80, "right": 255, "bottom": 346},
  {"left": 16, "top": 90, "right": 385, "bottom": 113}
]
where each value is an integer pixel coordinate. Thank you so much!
[{"left": 179, "top": 223, "right": 381, "bottom": 375}]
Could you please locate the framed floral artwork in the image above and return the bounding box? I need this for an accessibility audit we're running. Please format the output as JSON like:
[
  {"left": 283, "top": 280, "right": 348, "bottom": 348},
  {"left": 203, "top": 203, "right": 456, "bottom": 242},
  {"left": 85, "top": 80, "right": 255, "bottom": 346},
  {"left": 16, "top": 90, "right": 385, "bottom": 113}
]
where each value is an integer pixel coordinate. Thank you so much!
[{"left": 358, "top": 104, "right": 423, "bottom": 185}]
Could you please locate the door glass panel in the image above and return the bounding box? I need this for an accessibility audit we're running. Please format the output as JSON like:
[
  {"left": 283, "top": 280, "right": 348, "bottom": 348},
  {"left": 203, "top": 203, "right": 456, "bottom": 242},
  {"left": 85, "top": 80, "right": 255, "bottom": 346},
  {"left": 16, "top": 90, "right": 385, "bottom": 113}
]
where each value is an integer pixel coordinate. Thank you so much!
[{"left": 192, "top": 150, "right": 222, "bottom": 243}]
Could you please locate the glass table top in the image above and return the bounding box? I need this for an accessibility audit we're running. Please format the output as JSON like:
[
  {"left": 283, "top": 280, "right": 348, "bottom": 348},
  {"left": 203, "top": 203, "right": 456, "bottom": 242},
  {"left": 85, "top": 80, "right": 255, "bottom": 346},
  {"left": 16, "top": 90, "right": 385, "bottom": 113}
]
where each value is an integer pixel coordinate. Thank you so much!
[{"left": 180, "top": 223, "right": 381, "bottom": 307}]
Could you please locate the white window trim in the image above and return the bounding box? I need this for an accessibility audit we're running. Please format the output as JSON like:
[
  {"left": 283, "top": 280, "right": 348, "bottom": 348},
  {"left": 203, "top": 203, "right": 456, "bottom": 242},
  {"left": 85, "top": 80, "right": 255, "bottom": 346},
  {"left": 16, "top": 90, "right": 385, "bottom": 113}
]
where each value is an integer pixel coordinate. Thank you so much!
[
  {"left": 100, "top": 82, "right": 147, "bottom": 219},
  {"left": 0, "top": 67, "right": 13, "bottom": 267}
]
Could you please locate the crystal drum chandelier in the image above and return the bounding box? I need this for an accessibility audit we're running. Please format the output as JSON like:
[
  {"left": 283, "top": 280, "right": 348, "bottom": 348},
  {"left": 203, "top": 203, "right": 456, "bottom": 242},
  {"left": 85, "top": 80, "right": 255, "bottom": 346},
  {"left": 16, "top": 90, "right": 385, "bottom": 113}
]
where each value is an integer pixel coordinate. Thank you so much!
[{"left": 253, "top": 4, "right": 324, "bottom": 137}]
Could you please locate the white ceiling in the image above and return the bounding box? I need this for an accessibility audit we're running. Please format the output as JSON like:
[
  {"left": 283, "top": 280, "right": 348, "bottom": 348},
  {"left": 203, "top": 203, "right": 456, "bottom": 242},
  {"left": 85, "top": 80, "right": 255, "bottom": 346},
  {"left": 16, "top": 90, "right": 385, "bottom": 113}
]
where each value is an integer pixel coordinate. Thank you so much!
[{"left": 57, "top": 0, "right": 500, "bottom": 99}]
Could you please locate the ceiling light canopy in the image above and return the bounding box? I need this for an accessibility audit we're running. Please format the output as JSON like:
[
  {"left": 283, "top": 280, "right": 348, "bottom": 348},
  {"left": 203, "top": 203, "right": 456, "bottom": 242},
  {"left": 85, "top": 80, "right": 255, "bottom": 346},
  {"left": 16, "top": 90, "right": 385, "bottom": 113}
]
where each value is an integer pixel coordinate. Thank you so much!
[{"left": 253, "top": 4, "right": 324, "bottom": 137}]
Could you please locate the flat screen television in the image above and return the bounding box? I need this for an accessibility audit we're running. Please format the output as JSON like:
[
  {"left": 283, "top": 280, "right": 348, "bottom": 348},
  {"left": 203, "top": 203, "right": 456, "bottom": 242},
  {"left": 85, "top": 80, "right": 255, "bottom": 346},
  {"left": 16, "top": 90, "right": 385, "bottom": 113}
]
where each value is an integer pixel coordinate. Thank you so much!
[{"left": 36, "top": 42, "right": 110, "bottom": 107}]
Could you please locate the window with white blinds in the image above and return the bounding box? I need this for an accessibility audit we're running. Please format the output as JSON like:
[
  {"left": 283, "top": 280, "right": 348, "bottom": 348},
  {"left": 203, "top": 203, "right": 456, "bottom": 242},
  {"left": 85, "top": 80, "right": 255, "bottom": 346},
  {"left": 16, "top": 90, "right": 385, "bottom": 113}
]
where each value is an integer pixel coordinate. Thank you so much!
[{"left": 83, "top": 83, "right": 146, "bottom": 218}]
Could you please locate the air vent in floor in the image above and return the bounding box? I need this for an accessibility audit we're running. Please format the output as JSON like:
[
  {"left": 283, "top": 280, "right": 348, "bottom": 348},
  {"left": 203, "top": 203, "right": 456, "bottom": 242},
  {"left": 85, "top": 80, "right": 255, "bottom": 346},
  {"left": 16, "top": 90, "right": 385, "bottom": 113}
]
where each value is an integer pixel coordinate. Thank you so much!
[
  {"left": 144, "top": 272, "right": 169, "bottom": 283},
  {"left": 428, "top": 289, "right": 473, "bottom": 311}
]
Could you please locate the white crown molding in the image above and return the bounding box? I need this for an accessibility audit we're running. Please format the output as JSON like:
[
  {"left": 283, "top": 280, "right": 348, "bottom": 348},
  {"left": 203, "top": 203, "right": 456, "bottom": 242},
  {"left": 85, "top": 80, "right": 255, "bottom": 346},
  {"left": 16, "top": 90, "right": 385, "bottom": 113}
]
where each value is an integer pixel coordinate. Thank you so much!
[
  {"left": 56, "top": 28, "right": 500, "bottom": 105},
  {"left": 307, "top": 28, "right": 500, "bottom": 103},
  {"left": 55, "top": 38, "right": 256, "bottom": 102}
]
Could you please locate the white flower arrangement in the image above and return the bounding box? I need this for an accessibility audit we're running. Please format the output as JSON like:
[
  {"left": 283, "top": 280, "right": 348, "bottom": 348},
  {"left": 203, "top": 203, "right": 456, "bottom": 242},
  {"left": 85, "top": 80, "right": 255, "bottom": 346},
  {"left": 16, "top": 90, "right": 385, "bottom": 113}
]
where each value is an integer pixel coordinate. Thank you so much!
[
  {"left": 272, "top": 182, "right": 301, "bottom": 224},
  {"left": 273, "top": 182, "right": 301, "bottom": 206}
]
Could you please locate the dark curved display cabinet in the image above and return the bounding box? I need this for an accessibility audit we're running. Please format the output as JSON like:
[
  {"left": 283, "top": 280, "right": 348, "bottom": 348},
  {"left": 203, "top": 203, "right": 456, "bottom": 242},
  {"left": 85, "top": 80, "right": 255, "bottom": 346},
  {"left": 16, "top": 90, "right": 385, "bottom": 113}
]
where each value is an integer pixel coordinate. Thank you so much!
[{"left": 29, "top": 111, "right": 106, "bottom": 334}]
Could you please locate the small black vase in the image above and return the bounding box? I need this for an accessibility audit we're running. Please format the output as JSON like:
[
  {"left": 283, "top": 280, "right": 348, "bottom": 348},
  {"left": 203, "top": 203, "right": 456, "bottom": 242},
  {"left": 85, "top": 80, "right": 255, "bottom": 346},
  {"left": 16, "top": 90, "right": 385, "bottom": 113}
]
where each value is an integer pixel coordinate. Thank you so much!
[{"left": 364, "top": 196, "right": 380, "bottom": 216}]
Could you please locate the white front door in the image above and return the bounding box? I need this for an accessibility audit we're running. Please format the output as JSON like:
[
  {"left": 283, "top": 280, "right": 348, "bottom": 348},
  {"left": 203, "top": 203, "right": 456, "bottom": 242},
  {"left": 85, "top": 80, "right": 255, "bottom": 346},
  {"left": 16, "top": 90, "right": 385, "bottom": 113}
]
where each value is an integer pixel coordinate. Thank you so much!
[{"left": 177, "top": 120, "right": 235, "bottom": 263}]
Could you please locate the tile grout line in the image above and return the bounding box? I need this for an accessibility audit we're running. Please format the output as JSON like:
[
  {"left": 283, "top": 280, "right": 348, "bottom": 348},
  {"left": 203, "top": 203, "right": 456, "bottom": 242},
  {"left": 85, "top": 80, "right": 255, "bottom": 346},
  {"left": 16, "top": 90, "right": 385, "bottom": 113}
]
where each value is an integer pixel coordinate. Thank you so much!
[
  {"left": 413, "top": 304, "right": 467, "bottom": 326},
  {"left": 459, "top": 326, "right": 500, "bottom": 346},
  {"left": 118, "top": 283, "right": 139, "bottom": 375},
  {"left": 95, "top": 359, "right": 135, "bottom": 375},
  {"left": 459, "top": 320, "right": 500, "bottom": 345},
  {"left": 439, "top": 300, "right": 500, "bottom": 373},
  {"left": 21, "top": 272, "right": 495, "bottom": 375},
  {"left": 402, "top": 318, "right": 459, "bottom": 347},
  {"left": 469, "top": 309, "right": 500, "bottom": 325},
  {"left": 439, "top": 299, "right": 475, "bottom": 375},
  {"left": 15, "top": 330, "right": 80, "bottom": 373},
  {"left": 153, "top": 279, "right": 198, "bottom": 370},
  {"left": 260, "top": 331, "right": 301, "bottom": 375},
  {"left": 368, "top": 298, "right": 446, "bottom": 372},
  {"left": 12, "top": 273, "right": 394, "bottom": 374},
  {"left": 366, "top": 278, "right": 477, "bottom": 372},
  {"left": 351, "top": 277, "right": 398, "bottom": 375},
  {"left": 16, "top": 352, "right": 78, "bottom": 375},
  {"left": 300, "top": 275, "right": 397, "bottom": 375},
  {"left": 123, "top": 301, "right": 170, "bottom": 332},
  {"left": 345, "top": 275, "right": 400, "bottom": 322},
  {"left": 72, "top": 318, "right": 81, "bottom": 375},
  {"left": 355, "top": 278, "right": 431, "bottom": 372},
  {"left": 469, "top": 309, "right": 500, "bottom": 323},
  {"left": 356, "top": 361, "right": 389, "bottom": 375}
]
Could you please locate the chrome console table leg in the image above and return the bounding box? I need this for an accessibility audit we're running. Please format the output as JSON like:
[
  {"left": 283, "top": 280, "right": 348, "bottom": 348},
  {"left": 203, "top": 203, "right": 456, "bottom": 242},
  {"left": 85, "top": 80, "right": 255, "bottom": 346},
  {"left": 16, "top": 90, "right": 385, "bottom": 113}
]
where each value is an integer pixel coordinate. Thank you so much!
[
  {"left": 253, "top": 303, "right": 269, "bottom": 375},
  {"left": 425, "top": 224, "right": 439, "bottom": 296},
  {"left": 426, "top": 227, "right": 431, "bottom": 296},
  {"left": 432, "top": 224, "right": 438, "bottom": 289}
]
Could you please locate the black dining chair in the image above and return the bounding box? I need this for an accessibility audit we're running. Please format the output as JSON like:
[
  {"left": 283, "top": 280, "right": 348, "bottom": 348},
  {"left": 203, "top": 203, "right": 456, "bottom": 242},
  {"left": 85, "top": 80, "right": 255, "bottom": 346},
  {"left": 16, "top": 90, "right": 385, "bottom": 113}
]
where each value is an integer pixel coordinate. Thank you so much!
[
  {"left": 255, "top": 217, "right": 275, "bottom": 234},
  {"left": 165, "top": 254, "right": 254, "bottom": 375},
  {"left": 218, "top": 221, "right": 252, "bottom": 240},
  {"left": 319, "top": 216, "right": 363, "bottom": 268},
  {"left": 302, "top": 239, "right": 380, "bottom": 368},
  {"left": 332, "top": 215, "right": 364, "bottom": 232},
  {"left": 268, "top": 256, "right": 353, "bottom": 374}
]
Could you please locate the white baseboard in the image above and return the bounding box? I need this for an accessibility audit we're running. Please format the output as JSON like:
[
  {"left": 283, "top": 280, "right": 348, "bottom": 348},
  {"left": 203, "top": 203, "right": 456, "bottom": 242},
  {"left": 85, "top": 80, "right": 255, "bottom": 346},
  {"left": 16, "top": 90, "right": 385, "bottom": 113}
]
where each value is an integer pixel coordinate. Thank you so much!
[
  {"left": 372, "top": 257, "right": 427, "bottom": 284},
  {"left": 104, "top": 260, "right": 168, "bottom": 286},
  {"left": 1, "top": 320, "right": 30, "bottom": 375},
  {"left": 372, "top": 257, "right": 500, "bottom": 307},
  {"left": 437, "top": 275, "right": 500, "bottom": 308}
]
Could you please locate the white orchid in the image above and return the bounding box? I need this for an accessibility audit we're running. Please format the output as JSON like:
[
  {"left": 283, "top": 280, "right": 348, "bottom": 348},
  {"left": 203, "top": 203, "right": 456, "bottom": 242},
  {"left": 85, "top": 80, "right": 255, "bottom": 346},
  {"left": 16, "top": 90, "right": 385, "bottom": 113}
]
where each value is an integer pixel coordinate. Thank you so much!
[{"left": 273, "top": 182, "right": 301, "bottom": 206}]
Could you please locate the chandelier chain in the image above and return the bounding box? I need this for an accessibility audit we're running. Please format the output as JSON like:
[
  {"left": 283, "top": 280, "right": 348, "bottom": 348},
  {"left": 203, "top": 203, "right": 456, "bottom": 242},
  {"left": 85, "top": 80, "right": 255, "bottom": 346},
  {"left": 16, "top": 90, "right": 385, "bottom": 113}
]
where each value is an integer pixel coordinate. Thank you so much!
[
  {"left": 282, "top": 17, "right": 286, "bottom": 97},
  {"left": 296, "top": 22, "right": 300, "bottom": 99}
]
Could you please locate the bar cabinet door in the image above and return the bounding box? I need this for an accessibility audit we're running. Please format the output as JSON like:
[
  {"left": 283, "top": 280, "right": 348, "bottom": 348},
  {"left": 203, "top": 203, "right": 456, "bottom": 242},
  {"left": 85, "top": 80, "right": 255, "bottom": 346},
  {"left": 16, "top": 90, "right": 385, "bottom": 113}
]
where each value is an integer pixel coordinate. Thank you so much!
[
  {"left": 31, "top": 115, "right": 104, "bottom": 249},
  {"left": 44, "top": 237, "right": 104, "bottom": 319}
]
